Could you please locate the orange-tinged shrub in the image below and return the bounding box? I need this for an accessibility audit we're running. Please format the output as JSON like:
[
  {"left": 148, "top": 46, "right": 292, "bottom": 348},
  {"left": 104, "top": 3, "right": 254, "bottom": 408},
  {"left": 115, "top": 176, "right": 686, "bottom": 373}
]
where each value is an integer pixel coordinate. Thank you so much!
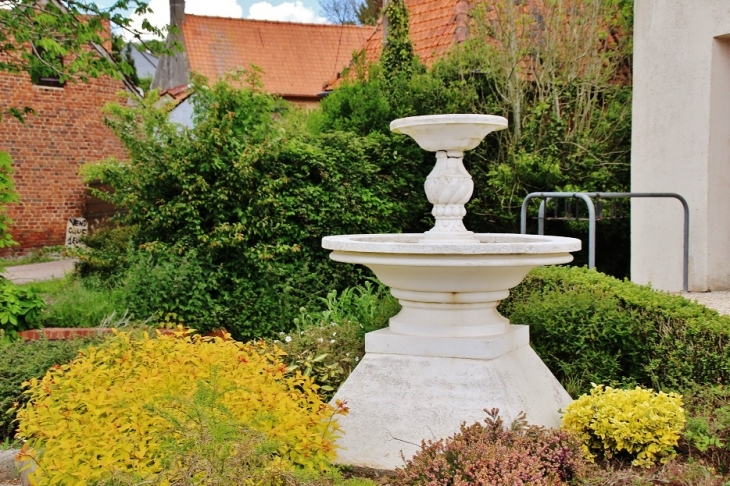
[{"left": 15, "top": 329, "right": 344, "bottom": 485}]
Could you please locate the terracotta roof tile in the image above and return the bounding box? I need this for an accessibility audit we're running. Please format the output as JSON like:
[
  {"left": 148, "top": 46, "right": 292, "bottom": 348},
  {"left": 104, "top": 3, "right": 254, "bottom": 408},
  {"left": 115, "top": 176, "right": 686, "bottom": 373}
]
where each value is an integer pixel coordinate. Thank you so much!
[{"left": 182, "top": 15, "right": 373, "bottom": 98}]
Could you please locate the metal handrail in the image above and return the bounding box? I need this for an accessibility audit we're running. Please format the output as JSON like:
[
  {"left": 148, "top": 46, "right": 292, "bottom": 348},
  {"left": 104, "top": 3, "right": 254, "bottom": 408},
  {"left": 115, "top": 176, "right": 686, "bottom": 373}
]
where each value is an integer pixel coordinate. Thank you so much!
[{"left": 520, "top": 192, "right": 689, "bottom": 293}]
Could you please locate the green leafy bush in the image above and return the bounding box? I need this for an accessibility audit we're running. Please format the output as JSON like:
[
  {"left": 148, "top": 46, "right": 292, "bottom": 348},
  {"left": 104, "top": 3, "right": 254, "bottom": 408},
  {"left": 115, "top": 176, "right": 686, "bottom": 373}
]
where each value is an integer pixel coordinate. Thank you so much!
[
  {"left": 0, "top": 335, "right": 105, "bottom": 440},
  {"left": 500, "top": 266, "right": 730, "bottom": 394},
  {"left": 119, "top": 246, "right": 223, "bottom": 330},
  {"left": 75, "top": 225, "right": 139, "bottom": 285},
  {"left": 562, "top": 385, "right": 686, "bottom": 467},
  {"left": 393, "top": 409, "right": 586, "bottom": 485},
  {"left": 291, "top": 281, "right": 400, "bottom": 335},
  {"left": 0, "top": 277, "right": 45, "bottom": 341},
  {"left": 84, "top": 73, "right": 426, "bottom": 339}
]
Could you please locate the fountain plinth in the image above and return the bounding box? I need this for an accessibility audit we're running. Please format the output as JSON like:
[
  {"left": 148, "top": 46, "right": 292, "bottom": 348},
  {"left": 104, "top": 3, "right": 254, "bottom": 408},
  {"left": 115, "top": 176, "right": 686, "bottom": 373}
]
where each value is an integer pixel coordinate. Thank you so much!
[{"left": 322, "top": 114, "right": 581, "bottom": 469}]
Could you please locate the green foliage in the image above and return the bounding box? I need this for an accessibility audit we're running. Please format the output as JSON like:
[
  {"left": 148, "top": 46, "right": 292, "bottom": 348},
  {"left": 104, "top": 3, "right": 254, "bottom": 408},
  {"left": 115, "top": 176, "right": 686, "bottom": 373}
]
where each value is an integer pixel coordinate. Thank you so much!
[
  {"left": 394, "top": 409, "right": 586, "bottom": 485},
  {"left": 0, "top": 277, "right": 45, "bottom": 342},
  {"left": 0, "top": 1, "right": 169, "bottom": 120},
  {"left": 75, "top": 225, "right": 139, "bottom": 285},
  {"left": 16, "top": 278, "right": 67, "bottom": 295},
  {"left": 120, "top": 246, "right": 224, "bottom": 330},
  {"left": 380, "top": 0, "right": 416, "bottom": 79},
  {"left": 356, "top": 0, "right": 382, "bottom": 26},
  {"left": 84, "top": 72, "right": 424, "bottom": 339},
  {"left": 0, "top": 153, "right": 18, "bottom": 251},
  {"left": 315, "top": 0, "right": 633, "bottom": 277},
  {"left": 500, "top": 266, "right": 730, "bottom": 394},
  {"left": 0, "top": 335, "right": 105, "bottom": 441},
  {"left": 681, "top": 384, "right": 730, "bottom": 472},
  {"left": 16, "top": 330, "right": 346, "bottom": 484},
  {"left": 272, "top": 281, "right": 399, "bottom": 400},
  {"left": 292, "top": 281, "right": 400, "bottom": 334},
  {"left": 562, "top": 385, "right": 686, "bottom": 467}
]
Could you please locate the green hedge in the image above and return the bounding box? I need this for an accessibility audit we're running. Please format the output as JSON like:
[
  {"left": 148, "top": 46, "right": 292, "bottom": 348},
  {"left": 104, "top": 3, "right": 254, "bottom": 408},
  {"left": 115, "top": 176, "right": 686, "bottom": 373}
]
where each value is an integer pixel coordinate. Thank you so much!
[{"left": 500, "top": 266, "right": 730, "bottom": 395}]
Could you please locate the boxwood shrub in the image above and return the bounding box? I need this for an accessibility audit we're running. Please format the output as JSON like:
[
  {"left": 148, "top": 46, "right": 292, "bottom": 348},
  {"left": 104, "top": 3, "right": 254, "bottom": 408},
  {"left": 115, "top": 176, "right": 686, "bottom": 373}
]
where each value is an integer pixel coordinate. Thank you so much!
[{"left": 500, "top": 266, "right": 730, "bottom": 395}]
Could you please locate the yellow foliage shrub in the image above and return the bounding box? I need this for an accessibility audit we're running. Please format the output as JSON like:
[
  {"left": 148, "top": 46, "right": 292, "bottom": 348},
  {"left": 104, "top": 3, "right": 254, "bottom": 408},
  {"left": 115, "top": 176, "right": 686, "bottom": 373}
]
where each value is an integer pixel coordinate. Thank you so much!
[
  {"left": 561, "top": 384, "right": 686, "bottom": 467},
  {"left": 15, "top": 329, "right": 345, "bottom": 485}
]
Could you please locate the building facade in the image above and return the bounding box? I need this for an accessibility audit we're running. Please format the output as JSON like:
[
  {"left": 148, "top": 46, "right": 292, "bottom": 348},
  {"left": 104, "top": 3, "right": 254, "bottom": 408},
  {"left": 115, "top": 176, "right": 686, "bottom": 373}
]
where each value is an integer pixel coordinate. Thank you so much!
[
  {"left": 0, "top": 72, "right": 128, "bottom": 250},
  {"left": 632, "top": 1, "right": 730, "bottom": 291}
]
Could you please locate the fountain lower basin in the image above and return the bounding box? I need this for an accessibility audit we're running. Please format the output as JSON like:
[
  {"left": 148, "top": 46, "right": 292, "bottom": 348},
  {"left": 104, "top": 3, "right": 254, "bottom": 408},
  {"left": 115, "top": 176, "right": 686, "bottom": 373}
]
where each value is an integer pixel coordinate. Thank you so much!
[{"left": 323, "top": 233, "right": 579, "bottom": 338}]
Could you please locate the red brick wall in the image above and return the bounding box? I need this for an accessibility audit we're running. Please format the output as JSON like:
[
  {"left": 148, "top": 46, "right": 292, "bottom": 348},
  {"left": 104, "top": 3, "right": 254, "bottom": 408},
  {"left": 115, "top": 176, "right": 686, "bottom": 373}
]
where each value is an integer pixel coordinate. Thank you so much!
[{"left": 0, "top": 72, "right": 128, "bottom": 251}]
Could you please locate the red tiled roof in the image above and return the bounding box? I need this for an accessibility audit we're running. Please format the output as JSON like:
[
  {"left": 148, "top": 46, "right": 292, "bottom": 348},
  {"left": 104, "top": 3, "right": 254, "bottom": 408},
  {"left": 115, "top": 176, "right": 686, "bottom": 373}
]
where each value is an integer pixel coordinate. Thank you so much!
[
  {"left": 362, "top": 0, "right": 461, "bottom": 66},
  {"left": 181, "top": 15, "right": 374, "bottom": 98}
]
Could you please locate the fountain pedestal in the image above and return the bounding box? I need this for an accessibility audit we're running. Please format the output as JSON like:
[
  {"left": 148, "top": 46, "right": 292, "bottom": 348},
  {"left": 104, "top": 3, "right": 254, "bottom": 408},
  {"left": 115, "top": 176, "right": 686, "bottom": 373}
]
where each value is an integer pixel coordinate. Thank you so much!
[
  {"left": 333, "top": 340, "right": 570, "bottom": 469},
  {"left": 322, "top": 115, "right": 581, "bottom": 469}
]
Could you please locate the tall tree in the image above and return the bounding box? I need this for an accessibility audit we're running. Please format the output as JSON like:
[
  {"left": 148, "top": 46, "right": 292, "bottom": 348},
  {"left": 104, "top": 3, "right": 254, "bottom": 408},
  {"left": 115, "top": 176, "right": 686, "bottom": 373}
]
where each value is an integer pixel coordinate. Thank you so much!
[
  {"left": 319, "top": 0, "right": 382, "bottom": 25},
  {"left": 357, "top": 0, "right": 382, "bottom": 25}
]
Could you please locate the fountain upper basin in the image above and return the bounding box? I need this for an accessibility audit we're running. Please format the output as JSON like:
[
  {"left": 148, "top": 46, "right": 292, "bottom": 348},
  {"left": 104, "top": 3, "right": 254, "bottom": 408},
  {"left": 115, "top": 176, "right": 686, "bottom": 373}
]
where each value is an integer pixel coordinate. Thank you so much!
[{"left": 390, "top": 114, "right": 508, "bottom": 152}]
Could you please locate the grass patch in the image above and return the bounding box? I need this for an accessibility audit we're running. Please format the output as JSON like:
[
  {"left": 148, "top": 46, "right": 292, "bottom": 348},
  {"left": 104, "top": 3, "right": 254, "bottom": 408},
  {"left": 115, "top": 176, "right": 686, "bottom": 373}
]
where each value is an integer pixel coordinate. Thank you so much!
[
  {"left": 19, "top": 276, "right": 133, "bottom": 329},
  {"left": 18, "top": 276, "right": 71, "bottom": 295}
]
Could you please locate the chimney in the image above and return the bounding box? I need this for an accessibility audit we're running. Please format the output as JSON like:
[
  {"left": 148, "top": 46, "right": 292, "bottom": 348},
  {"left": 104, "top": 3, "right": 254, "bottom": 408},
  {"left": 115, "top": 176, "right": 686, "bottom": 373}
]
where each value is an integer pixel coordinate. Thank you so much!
[
  {"left": 454, "top": 0, "right": 469, "bottom": 43},
  {"left": 151, "top": 0, "right": 191, "bottom": 91}
]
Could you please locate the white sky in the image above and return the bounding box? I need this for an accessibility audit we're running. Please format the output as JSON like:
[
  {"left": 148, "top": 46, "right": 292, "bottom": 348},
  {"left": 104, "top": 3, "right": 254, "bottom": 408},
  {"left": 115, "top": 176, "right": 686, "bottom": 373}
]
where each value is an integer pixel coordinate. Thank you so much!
[{"left": 122, "top": 0, "right": 328, "bottom": 40}]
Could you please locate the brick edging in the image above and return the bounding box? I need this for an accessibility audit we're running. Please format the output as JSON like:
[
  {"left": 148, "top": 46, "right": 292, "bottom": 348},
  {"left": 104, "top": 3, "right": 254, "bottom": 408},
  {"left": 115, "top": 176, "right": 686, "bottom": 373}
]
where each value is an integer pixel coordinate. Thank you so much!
[
  {"left": 19, "top": 328, "right": 114, "bottom": 341},
  {"left": 19, "top": 328, "right": 230, "bottom": 341}
]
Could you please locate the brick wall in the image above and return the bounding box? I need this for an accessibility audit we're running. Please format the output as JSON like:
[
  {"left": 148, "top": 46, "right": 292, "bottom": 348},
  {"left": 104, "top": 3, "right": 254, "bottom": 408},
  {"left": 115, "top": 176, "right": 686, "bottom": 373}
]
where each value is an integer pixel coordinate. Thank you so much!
[{"left": 0, "top": 71, "right": 128, "bottom": 251}]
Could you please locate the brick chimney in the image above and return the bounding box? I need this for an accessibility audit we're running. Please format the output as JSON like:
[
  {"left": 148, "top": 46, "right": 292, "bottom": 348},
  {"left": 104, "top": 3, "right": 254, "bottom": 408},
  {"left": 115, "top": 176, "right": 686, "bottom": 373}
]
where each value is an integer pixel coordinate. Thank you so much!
[
  {"left": 454, "top": 0, "right": 469, "bottom": 43},
  {"left": 151, "top": 0, "right": 191, "bottom": 91}
]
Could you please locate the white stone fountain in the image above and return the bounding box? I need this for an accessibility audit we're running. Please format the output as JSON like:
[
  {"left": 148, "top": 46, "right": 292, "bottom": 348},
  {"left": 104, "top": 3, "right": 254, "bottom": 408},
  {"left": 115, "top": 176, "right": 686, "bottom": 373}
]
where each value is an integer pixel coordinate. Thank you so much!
[{"left": 322, "top": 114, "right": 581, "bottom": 469}]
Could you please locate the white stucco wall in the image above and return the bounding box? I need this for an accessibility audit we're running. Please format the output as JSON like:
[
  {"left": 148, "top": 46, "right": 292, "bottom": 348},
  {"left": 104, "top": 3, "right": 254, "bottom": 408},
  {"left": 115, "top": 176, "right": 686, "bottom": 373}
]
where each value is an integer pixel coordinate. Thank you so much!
[{"left": 632, "top": 1, "right": 730, "bottom": 291}]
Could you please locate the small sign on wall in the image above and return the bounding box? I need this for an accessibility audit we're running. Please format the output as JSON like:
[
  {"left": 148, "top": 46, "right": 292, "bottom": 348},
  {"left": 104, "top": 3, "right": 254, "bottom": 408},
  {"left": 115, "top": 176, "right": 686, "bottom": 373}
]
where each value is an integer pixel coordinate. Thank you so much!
[{"left": 65, "top": 217, "right": 88, "bottom": 247}]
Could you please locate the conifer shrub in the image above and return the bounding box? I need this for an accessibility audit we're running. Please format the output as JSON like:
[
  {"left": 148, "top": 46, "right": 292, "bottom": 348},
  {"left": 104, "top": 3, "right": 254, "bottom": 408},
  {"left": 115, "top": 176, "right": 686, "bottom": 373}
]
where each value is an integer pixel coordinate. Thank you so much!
[
  {"left": 500, "top": 266, "right": 730, "bottom": 394},
  {"left": 562, "top": 385, "right": 686, "bottom": 467},
  {"left": 15, "top": 329, "right": 345, "bottom": 485},
  {"left": 393, "top": 409, "right": 586, "bottom": 486}
]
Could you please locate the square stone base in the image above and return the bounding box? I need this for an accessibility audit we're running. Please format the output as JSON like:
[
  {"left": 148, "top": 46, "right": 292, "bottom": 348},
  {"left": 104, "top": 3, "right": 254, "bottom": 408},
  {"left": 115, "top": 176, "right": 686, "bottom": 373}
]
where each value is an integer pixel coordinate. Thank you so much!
[{"left": 332, "top": 344, "right": 572, "bottom": 469}]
